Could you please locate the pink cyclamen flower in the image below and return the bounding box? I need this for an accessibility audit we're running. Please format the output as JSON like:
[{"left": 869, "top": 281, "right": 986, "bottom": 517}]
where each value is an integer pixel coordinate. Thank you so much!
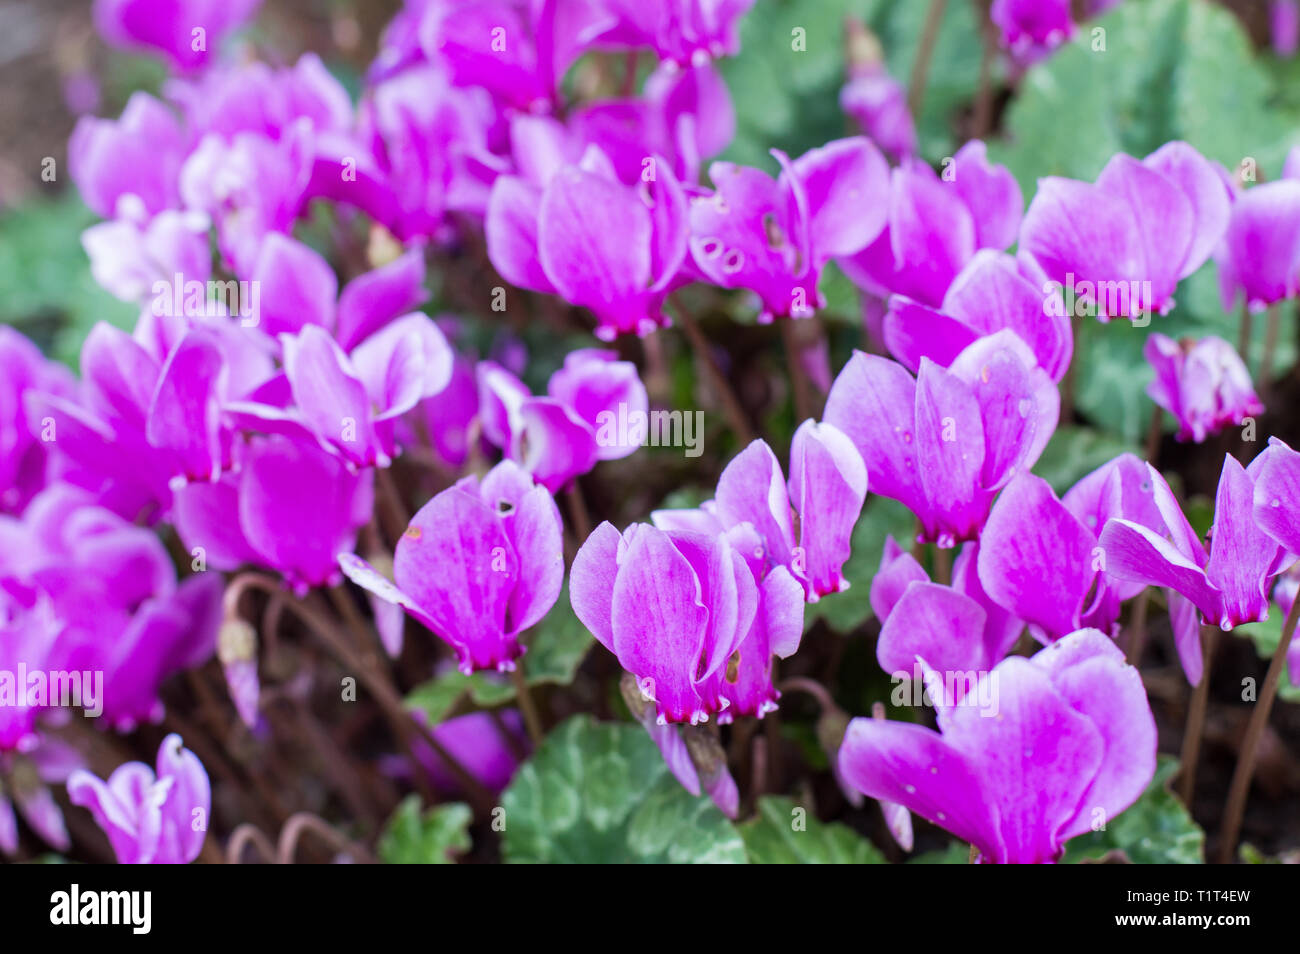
[
  {"left": 1274, "top": 0, "right": 1300, "bottom": 56},
  {"left": 339, "top": 460, "right": 563, "bottom": 674},
  {"left": 1269, "top": 567, "right": 1300, "bottom": 687},
  {"left": 840, "top": 628, "right": 1156, "bottom": 864},
  {"left": 839, "top": 23, "right": 916, "bottom": 163},
  {"left": 651, "top": 427, "right": 867, "bottom": 602},
  {"left": 689, "top": 137, "right": 889, "bottom": 322},
  {"left": 570, "top": 519, "right": 804, "bottom": 724},
  {"left": 487, "top": 147, "right": 689, "bottom": 340},
  {"left": 881, "top": 250, "right": 1073, "bottom": 382},
  {"left": 476, "top": 348, "right": 649, "bottom": 492},
  {"left": 840, "top": 141, "right": 1022, "bottom": 307},
  {"left": 0, "top": 739, "right": 82, "bottom": 856},
  {"left": 1101, "top": 454, "right": 1292, "bottom": 680},
  {"left": 1216, "top": 178, "right": 1300, "bottom": 313},
  {"left": 93, "top": 0, "right": 260, "bottom": 71},
  {"left": 594, "top": 0, "right": 755, "bottom": 66},
  {"left": 872, "top": 537, "right": 1023, "bottom": 675},
  {"left": 1145, "top": 333, "right": 1263, "bottom": 443},
  {"left": 67, "top": 734, "right": 210, "bottom": 864},
  {"left": 977, "top": 456, "right": 1163, "bottom": 644},
  {"left": 1019, "top": 142, "right": 1232, "bottom": 320},
  {"left": 825, "top": 330, "right": 1058, "bottom": 547},
  {"left": 0, "top": 328, "right": 75, "bottom": 514},
  {"left": 990, "top": 0, "right": 1074, "bottom": 67},
  {"left": 69, "top": 92, "right": 188, "bottom": 220}
]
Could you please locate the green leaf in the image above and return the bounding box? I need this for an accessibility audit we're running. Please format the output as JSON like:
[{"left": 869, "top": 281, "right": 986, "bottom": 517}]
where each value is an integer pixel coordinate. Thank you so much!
[
  {"left": 906, "top": 841, "right": 971, "bottom": 864},
  {"left": 740, "top": 796, "right": 886, "bottom": 863},
  {"left": 378, "top": 796, "right": 472, "bottom": 864},
  {"left": 1234, "top": 613, "right": 1300, "bottom": 703},
  {"left": 0, "top": 194, "right": 137, "bottom": 364},
  {"left": 991, "top": 0, "right": 1295, "bottom": 196},
  {"left": 1062, "top": 756, "right": 1205, "bottom": 863},
  {"left": 720, "top": 0, "right": 985, "bottom": 169},
  {"left": 806, "top": 496, "right": 916, "bottom": 634},
  {"left": 501, "top": 715, "right": 747, "bottom": 863},
  {"left": 404, "top": 583, "right": 593, "bottom": 724},
  {"left": 1033, "top": 425, "right": 1137, "bottom": 495}
]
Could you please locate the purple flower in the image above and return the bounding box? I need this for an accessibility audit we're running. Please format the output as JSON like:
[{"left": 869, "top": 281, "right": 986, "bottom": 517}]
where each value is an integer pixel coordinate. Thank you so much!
[
  {"left": 1216, "top": 178, "right": 1300, "bottom": 312},
  {"left": 840, "top": 22, "right": 915, "bottom": 161},
  {"left": 841, "top": 141, "right": 1022, "bottom": 306},
  {"left": 839, "top": 629, "right": 1156, "bottom": 864},
  {"left": 825, "top": 331, "right": 1058, "bottom": 547},
  {"left": 93, "top": 0, "right": 259, "bottom": 71},
  {"left": 174, "top": 434, "right": 374, "bottom": 594},
  {"left": 487, "top": 147, "right": 689, "bottom": 339},
  {"left": 0, "top": 739, "right": 82, "bottom": 856},
  {"left": 339, "top": 460, "right": 563, "bottom": 674},
  {"left": 881, "top": 250, "right": 1073, "bottom": 382},
  {"left": 1145, "top": 334, "right": 1263, "bottom": 443},
  {"left": 651, "top": 426, "right": 868, "bottom": 602},
  {"left": 1274, "top": 0, "right": 1299, "bottom": 56},
  {"left": 1270, "top": 567, "right": 1300, "bottom": 686},
  {"left": 1101, "top": 455, "right": 1291, "bottom": 680},
  {"left": 570, "top": 518, "right": 804, "bottom": 723},
  {"left": 398, "top": 710, "right": 528, "bottom": 796},
  {"left": 977, "top": 456, "right": 1162, "bottom": 643},
  {"left": 477, "top": 349, "right": 649, "bottom": 492},
  {"left": 689, "top": 137, "right": 889, "bottom": 322},
  {"left": 69, "top": 93, "right": 188, "bottom": 220},
  {"left": 991, "top": 0, "right": 1074, "bottom": 66},
  {"left": 68, "top": 734, "right": 210, "bottom": 864},
  {"left": 595, "top": 0, "right": 755, "bottom": 65},
  {"left": 1019, "top": 142, "right": 1232, "bottom": 320},
  {"left": 82, "top": 208, "right": 211, "bottom": 304},
  {"left": 872, "top": 538, "right": 1023, "bottom": 674},
  {"left": 0, "top": 329, "right": 75, "bottom": 515}
]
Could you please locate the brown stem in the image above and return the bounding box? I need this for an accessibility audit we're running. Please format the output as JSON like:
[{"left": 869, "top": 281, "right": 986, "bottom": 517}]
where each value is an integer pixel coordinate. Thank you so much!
[
  {"left": 1238, "top": 302, "right": 1254, "bottom": 376},
  {"left": 908, "top": 0, "right": 949, "bottom": 117},
  {"left": 510, "top": 666, "right": 545, "bottom": 746},
  {"left": 1217, "top": 595, "right": 1300, "bottom": 863},
  {"left": 932, "top": 544, "right": 952, "bottom": 587},
  {"left": 779, "top": 319, "right": 816, "bottom": 425},
  {"left": 971, "top": 1, "right": 997, "bottom": 138},
  {"left": 777, "top": 676, "right": 836, "bottom": 713},
  {"left": 1178, "top": 623, "right": 1218, "bottom": 806},
  {"left": 226, "top": 572, "right": 497, "bottom": 816},
  {"left": 276, "top": 812, "right": 378, "bottom": 864},
  {"left": 227, "top": 824, "right": 277, "bottom": 864},
  {"left": 489, "top": 708, "right": 529, "bottom": 761},
  {"left": 374, "top": 466, "right": 410, "bottom": 546},
  {"left": 1261, "top": 303, "right": 1280, "bottom": 395},
  {"left": 564, "top": 481, "right": 593, "bottom": 544},
  {"left": 1143, "top": 401, "right": 1163, "bottom": 465},
  {"left": 1124, "top": 587, "right": 1152, "bottom": 666},
  {"left": 671, "top": 297, "right": 756, "bottom": 446}
]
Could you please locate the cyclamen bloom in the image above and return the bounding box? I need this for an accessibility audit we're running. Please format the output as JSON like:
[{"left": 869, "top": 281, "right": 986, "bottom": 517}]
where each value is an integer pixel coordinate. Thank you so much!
[
  {"left": 339, "top": 461, "right": 563, "bottom": 674},
  {"left": 93, "top": 0, "right": 260, "bottom": 71},
  {"left": 570, "top": 519, "right": 804, "bottom": 723},
  {"left": 1019, "top": 142, "right": 1232, "bottom": 319},
  {"left": 881, "top": 250, "right": 1073, "bottom": 382},
  {"left": 1215, "top": 178, "right": 1300, "bottom": 312},
  {"left": 67, "top": 734, "right": 210, "bottom": 865},
  {"left": 840, "top": 22, "right": 915, "bottom": 162},
  {"left": 872, "top": 538, "right": 1022, "bottom": 675},
  {"left": 477, "top": 348, "right": 649, "bottom": 492},
  {"left": 688, "top": 137, "right": 889, "bottom": 322},
  {"left": 1100, "top": 455, "right": 1291, "bottom": 682},
  {"left": 991, "top": 0, "right": 1074, "bottom": 66},
  {"left": 840, "top": 629, "right": 1157, "bottom": 864},
  {"left": 840, "top": 140, "right": 1022, "bottom": 307},
  {"left": 1145, "top": 334, "right": 1263, "bottom": 443},
  {"left": 825, "top": 331, "right": 1058, "bottom": 547},
  {"left": 977, "top": 456, "right": 1164, "bottom": 643},
  {"left": 0, "top": 329, "right": 75, "bottom": 514},
  {"left": 487, "top": 146, "right": 689, "bottom": 340},
  {"left": 649, "top": 424, "right": 868, "bottom": 602}
]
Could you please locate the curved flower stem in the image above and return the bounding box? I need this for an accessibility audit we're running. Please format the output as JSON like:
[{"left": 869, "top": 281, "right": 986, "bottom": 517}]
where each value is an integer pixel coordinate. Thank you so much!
[
  {"left": 671, "top": 298, "right": 756, "bottom": 446},
  {"left": 777, "top": 676, "right": 836, "bottom": 713},
  {"left": 226, "top": 572, "right": 497, "bottom": 816},
  {"left": 908, "top": 0, "right": 949, "bottom": 117},
  {"left": 510, "top": 667, "right": 545, "bottom": 746},
  {"left": 779, "top": 319, "right": 816, "bottom": 425},
  {"left": 374, "top": 466, "right": 410, "bottom": 546},
  {"left": 227, "top": 823, "right": 277, "bottom": 864},
  {"left": 277, "top": 812, "right": 378, "bottom": 864},
  {"left": 489, "top": 708, "right": 529, "bottom": 761},
  {"left": 565, "top": 481, "right": 593, "bottom": 544},
  {"left": 1217, "top": 595, "right": 1300, "bottom": 863},
  {"left": 1178, "top": 623, "right": 1218, "bottom": 806}
]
